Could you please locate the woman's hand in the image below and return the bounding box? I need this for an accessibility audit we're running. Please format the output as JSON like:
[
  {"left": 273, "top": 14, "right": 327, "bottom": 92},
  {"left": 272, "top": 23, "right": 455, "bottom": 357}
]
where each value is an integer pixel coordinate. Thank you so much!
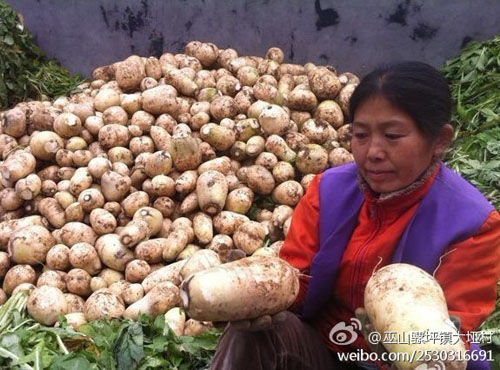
[
  {"left": 354, "top": 307, "right": 390, "bottom": 359},
  {"left": 229, "top": 312, "right": 288, "bottom": 331},
  {"left": 355, "top": 307, "right": 462, "bottom": 369}
]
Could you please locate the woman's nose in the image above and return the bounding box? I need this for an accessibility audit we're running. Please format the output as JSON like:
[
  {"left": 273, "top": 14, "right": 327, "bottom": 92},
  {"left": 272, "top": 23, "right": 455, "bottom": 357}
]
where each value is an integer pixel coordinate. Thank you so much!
[{"left": 366, "top": 138, "right": 386, "bottom": 161}]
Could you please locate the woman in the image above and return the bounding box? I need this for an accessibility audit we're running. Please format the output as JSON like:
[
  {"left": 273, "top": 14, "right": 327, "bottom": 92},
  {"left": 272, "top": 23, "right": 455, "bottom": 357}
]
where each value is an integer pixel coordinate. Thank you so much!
[{"left": 210, "top": 62, "right": 500, "bottom": 370}]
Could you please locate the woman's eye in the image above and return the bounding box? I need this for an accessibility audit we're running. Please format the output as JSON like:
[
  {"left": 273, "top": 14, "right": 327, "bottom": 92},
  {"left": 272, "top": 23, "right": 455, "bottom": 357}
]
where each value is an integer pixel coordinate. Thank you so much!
[
  {"left": 353, "top": 132, "right": 368, "bottom": 139},
  {"left": 385, "top": 133, "right": 403, "bottom": 140}
]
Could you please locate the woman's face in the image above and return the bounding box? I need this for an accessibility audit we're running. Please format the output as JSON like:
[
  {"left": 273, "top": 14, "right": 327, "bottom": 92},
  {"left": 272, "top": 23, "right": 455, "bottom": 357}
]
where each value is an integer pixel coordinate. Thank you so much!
[{"left": 351, "top": 95, "right": 448, "bottom": 194}]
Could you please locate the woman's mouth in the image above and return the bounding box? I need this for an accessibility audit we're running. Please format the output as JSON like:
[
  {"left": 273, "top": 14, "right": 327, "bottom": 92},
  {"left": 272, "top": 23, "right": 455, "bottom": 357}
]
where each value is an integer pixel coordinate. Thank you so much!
[{"left": 365, "top": 170, "right": 394, "bottom": 181}]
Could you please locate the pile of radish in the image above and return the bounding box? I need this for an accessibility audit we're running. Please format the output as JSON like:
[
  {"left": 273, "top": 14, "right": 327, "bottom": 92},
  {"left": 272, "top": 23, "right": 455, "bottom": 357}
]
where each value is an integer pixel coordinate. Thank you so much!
[{"left": 0, "top": 41, "right": 357, "bottom": 334}]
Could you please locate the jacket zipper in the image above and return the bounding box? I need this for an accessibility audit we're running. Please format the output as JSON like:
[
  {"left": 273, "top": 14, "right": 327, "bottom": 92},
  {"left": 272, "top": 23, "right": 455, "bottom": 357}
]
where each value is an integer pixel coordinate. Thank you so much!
[{"left": 350, "top": 205, "right": 382, "bottom": 309}]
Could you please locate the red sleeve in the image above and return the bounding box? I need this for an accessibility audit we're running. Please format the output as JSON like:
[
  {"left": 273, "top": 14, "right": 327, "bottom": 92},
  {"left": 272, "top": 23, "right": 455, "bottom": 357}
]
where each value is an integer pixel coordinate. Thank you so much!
[
  {"left": 434, "top": 210, "right": 500, "bottom": 337},
  {"left": 279, "top": 173, "right": 322, "bottom": 312}
]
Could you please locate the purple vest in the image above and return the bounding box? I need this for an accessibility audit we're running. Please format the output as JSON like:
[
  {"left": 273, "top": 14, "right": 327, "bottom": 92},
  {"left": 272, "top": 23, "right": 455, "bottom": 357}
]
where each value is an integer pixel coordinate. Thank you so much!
[{"left": 301, "top": 162, "right": 494, "bottom": 370}]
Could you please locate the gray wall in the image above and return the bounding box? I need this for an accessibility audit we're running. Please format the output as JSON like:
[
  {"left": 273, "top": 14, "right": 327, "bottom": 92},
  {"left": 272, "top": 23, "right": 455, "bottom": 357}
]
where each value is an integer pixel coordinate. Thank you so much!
[{"left": 7, "top": 0, "right": 500, "bottom": 78}]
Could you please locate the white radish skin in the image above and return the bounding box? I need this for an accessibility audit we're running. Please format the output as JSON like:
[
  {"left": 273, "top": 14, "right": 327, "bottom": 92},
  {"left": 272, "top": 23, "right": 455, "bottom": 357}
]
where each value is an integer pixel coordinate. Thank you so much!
[
  {"left": 164, "top": 307, "right": 186, "bottom": 336},
  {"left": 196, "top": 170, "right": 228, "bottom": 215},
  {"left": 171, "top": 133, "right": 202, "bottom": 172},
  {"left": 11, "top": 282, "right": 36, "bottom": 296},
  {"left": 119, "top": 219, "right": 150, "bottom": 247},
  {"left": 98, "top": 268, "right": 124, "bottom": 286},
  {"left": 364, "top": 264, "right": 466, "bottom": 370},
  {"left": 15, "top": 174, "right": 41, "bottom": 200},
  {"left": 246, "top": 165, "right": 275, "bottom": 195},
  {"left": 60, "top": 222, "right": 97, "bottom": 247},
  {"left": 69, "top": 242, "right": 102, "bottom": 275},
  {"left": 1, "top": 107, "right": 26, "bottom": 137},
  {"left": 3, "top": 265, "right": 36, "bottom": 295},
  {"left": 89, "top": 208, "right": 117, "bottom": 235},
  {"left": 27, "top": 286, "right": 68, "bottom": 326},
  {"left": 101, "top": 171, "right": 131, "bottom": 201},
  {"left": 63, "top": 312, "right": 88, "bottom": 330},
  {"left": 96, "top": 234, "right": 134, "bottom": 271},
  {"left": 162, "top": 229, "right": 190, "bottom": 262},
  {"left": 265, "top": 135, "right": 296, "bottom": 162},
  {"left": 176, "top": 244, "right": 201, "bottom": 261},
  {"left": 124, "top": 281, "right": 180, "bottom": 320},
  {"left": 180, "top": 249, "right": 221, "bottom": 280},
  {"left": 272, "top": 205, "right": 294, "bottom": 229},
  {"left": 175, "top": 170, "right": 198, "bottom": 195},
  {"left": 1, "top": 150, "right": 36, "bottom": 181},
  {"left": 0, "top": 215, "right": 47, "bottom": 250},
  {"left": 108, "top": 280, "right": 130, "bottom": 298},
  {"left": 94, "top": 89, "right": 121, "bottom": 112},
  {"left": 46, "top": 244, "right": 70, "bottom": 271},
  {"left": 66, "top": 268, "right": 92, "bottom": 297},
  {"left": 329, "top": 147, "right": 354, "bottom": 167},
  {"left": 122, "top": 283, "right": 144, "bottom": 305},
  {"left": 39, "top": 197, "right": 66, "bottom": 228},
  {"left": 252, "top": 247, "right": 278, "bottom": 257},
  {"left": 142, "top": 260, "right": 186, "bottom": 292},
  {"left": 121, "top": 192, "right": 150, "bottom": 218},
  {"left": 37, "top": 270, "right": 67, "bottom": 292},
  {"left": 65, "top": 293, "right": 86, "bottom": 313},
  {"left": 135, "top": 238, "right": 166, "bottom": 264},
  {"left": 192, "top": 212, "right": 213, "bottom": 245},
  {"left": 207, "top": 234, "right": 234, "bottom": 262},
  {"left": 181, "top": 255, "right": 299, "bottom": 321},
  {"left": 233, "top": 221, "right": 269, "bottom": 255},
  {"left": 183, "top": 319, "right": 214, "bottom": 336},
  {"left": 90, "top": 277, "right": 108, "bottom": 292},
  {"left": 84, "top": 290, "right": 125, "bottom": 321},
  {"left": 133, "top": 206, "right": 164, "bottom": 236},
  {"left": 0, "top": 251, "right": 9, "bottom": 279},
  {"left": 213, "top": 211, "right": 249, "bottom": 235},
  {"left": 30, "top": 131, "right": 64, "bottom": 161},
  {"left": 8, "top": 225, "right": 56, "bottom": 265},
  {"left": 197, "top": 157, "right": 232, "bottom": 175},
  {"left": 271, "top": 180, "right": 304, "bottom": 206},
  {"left": 125, "top": 259, "right": 151, "bottom": 283},
  {"left": 225, "top": 187, "right": 254, "bottom": 214}
]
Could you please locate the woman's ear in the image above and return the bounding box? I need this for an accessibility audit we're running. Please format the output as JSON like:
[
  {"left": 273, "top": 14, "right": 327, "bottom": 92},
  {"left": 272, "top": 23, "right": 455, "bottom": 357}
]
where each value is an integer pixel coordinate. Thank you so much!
[{"left": 433, "top": 124, "right": 454, "bottom": 157}]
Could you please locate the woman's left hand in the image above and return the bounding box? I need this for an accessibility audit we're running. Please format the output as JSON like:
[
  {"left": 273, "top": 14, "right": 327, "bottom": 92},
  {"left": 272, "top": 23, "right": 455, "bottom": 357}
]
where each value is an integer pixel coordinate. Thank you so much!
[
  {"left": 355, "top": 307, "right": 395, "bottom": 368},
  {"left": 355, "top": 307, "right": 462, "bottom": 369}
]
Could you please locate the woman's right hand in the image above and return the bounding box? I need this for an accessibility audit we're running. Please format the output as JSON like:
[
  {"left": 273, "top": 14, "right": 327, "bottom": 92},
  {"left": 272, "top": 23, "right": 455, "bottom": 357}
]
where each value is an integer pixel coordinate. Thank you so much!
[
  {"left": 219, "top": 251, "right": 288, "bottom": 331},
  {"left": 229, "top": 311, "right": 288, "bottom": 331}
]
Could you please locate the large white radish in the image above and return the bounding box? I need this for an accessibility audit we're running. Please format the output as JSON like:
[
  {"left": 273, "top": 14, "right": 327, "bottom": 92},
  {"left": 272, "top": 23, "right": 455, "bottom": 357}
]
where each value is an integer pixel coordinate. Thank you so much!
[
  {"left": 364, "top": 263, "right": 467, "bottom": 370},
  {"left": 180, "top": 255, "right": 299, "bottom": 321},
  {"left": 124, "top": 282, "right": 179, "bottom": 320}
]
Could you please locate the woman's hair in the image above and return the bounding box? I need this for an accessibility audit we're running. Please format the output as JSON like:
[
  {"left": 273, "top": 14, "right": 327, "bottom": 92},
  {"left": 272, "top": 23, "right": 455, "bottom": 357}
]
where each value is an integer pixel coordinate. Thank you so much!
[{"left": 349, "top": 61, "right": 452, "bottom": 140}]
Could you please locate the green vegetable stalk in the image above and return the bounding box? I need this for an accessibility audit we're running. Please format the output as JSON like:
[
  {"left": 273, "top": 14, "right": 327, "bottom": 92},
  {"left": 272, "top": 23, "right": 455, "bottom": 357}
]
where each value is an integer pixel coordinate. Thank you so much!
[
  {"left": 0, "top": 0, "right": 85, "bottom": 109},
  {"left": 0, "top": 289, "right": 30, "bottom": 333},
  {"left": 446, "top": 34, "right": 500, "bottom": 367},
  {"left": 442, "top": 35, "right": 500, "bottom": 209},
  {"left": 0, "top": 290, "right": 220, "bottom": 370}
]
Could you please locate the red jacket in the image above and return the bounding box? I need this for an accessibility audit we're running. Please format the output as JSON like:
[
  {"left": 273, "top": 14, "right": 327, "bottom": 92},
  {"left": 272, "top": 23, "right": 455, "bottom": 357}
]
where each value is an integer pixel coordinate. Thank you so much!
[{"left": 280, "top": 163, "right": 500, "bottom": 358}]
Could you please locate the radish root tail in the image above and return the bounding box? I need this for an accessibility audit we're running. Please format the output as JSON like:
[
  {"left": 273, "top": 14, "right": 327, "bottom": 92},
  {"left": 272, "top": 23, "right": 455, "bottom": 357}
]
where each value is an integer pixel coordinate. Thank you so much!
[
  {"left": 371, "top": 257, "right": 383, "bottom": 276},
  {"left": 433, "top": 248, "right": 457, "bottom": 277}
]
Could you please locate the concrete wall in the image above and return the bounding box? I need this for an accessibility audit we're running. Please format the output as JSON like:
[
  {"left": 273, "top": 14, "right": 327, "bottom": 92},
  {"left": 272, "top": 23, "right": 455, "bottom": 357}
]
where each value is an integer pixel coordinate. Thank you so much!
[{"left": 7, "top": 0, "right": 500, "bottom": 78}]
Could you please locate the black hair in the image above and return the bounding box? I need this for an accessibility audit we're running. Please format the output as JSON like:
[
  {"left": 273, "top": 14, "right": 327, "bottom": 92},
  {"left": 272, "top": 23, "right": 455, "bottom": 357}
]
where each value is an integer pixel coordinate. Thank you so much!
[{"left": 349, "top": 61, "right": 452, "bottom": 141}]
